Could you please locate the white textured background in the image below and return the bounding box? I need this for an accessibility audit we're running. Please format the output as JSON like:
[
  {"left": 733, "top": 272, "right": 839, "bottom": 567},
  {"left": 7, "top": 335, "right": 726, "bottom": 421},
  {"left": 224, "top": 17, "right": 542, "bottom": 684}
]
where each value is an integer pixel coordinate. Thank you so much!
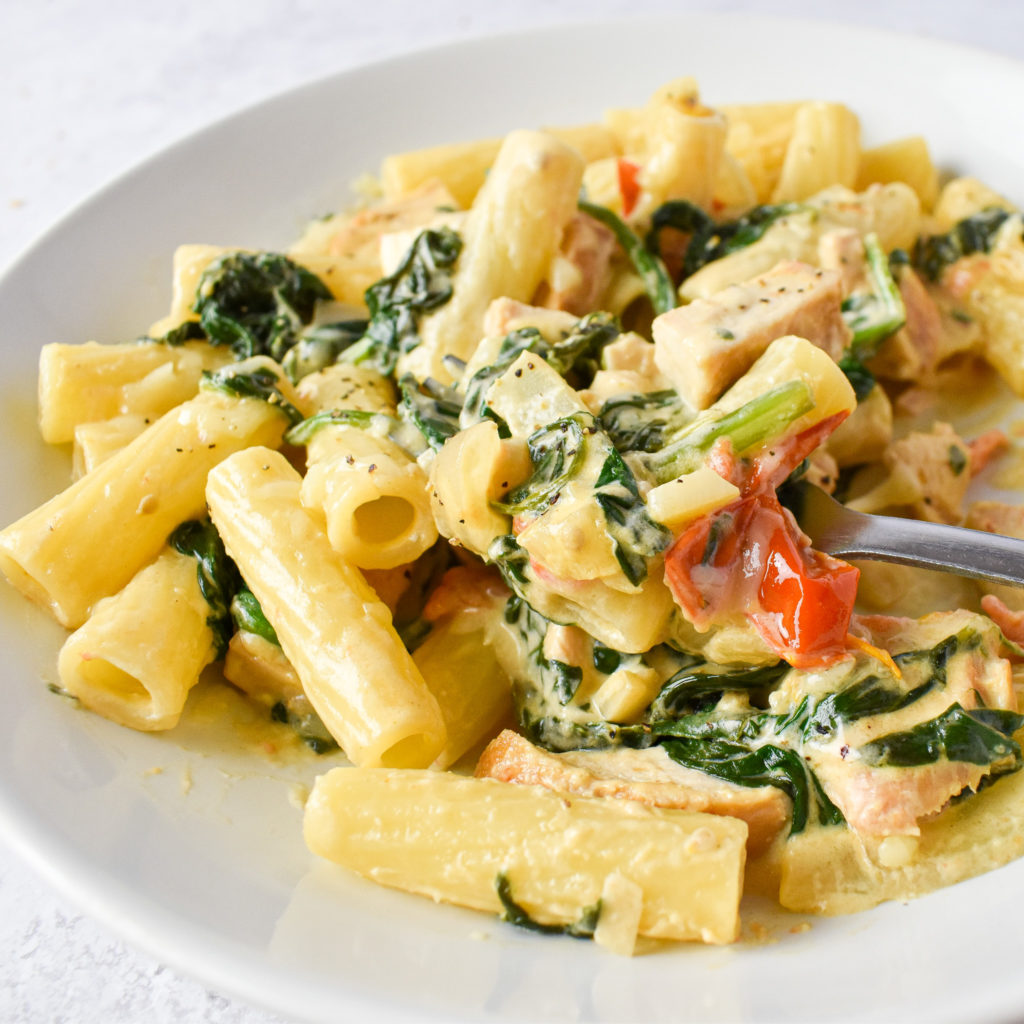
[{"left": 3, "top": 2, "right": 1024, "bottom": 1022}]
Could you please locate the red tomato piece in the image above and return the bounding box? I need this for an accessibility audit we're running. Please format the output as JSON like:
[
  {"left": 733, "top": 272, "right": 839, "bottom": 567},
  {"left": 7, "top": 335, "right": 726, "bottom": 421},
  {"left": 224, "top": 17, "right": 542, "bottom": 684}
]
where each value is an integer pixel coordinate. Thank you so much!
[
  {"left": 749, "top": 500, "right": 860, "bottom": 668},
  {"left": 617, "top": 158, "right": 642, "bottom": 218}
]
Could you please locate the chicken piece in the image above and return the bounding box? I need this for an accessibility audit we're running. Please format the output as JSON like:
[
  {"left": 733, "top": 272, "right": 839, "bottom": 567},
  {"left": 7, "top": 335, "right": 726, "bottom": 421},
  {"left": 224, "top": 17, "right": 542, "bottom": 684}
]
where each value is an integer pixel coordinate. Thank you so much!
[
  {"left": 224, "top": 630, "right": 302, "bottom": 705},
  {"left": 981, "top": 594, "right": 1024, "bottom": 646},
  {"left": 813, "top": 758, "right": 992, "bottom": 838},
  {"left": 601, "top": 331, "right": 670, "bottom": 385},
  {"left": 967, "top": 500, "right": 1024, "bottom": 612},
  {"left": 811, "top": 610, "right": 1016, "bottom": 836},
  {"left": 476, "top": 728, "right": 789, "bottom": 855},
  {"left": 816, "top": 227, "right": 867, "bottom": 295},
  {"left": 803, "top": 449, "right": 840, "bottom": 493},
  {"left": 580, "top": 331, "right": 674, "bottom": 409},
  {"left": 541, "top": 622, "right": 593, "bottom": 668},
  {"left": 813, "top": 642, "right": 1015, "bottom": 835},
  {"left": 289, "top": 180, "right": 459, "bottom": 305},
  {"left": 652, "top": 260, "right": 851, "bottom": 409},
  {"left": 535, "top": 211, "right": 617, "bottom": 316},
  {"left": 847, "top": 422, "right": 971, "bottom": 524},
  {"left": 868, "top": 266, "right": 943, "bottom": 382},
  {"left": 330, "top": 180, "right": 458, "bottom": 254},
  {"left": 966, "top": 500, "right": 1024, "bottom": 539},
  {"left": 422, "top": 563, "right": 509, "bottom": 623},
  {"left": 481, "top": 297, "right": 577, "bottom": 343},
  {"left": 825, "top": 383, "right": 893, "bottom": 468},
  {"left": 852, "top": 609, "right": 1015, "bottom": 711}
]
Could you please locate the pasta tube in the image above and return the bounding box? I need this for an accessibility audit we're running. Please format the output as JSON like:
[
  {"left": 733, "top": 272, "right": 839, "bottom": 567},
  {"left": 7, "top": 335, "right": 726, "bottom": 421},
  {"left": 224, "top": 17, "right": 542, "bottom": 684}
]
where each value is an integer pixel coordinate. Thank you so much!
[
  {"left": 856, "top": 135, "right": 939, "bottom": 209},
  {"left": 380, "top": 124, "right": 617, "bottom": 208},
  {"left": 401, "top": 130, "right": 585, "bottom": 384},
  {"left": 780, "top": 763, "right": 1024, "bottom": 916},
  {"left": 205, "top": 446, "right": 446, "bottom": 768},
  {"left": 413, "top": 616, "right": 514, "bottom": 770},
  {"left": 57, "top": 547, "right": 216, "bottom": 730},
  {"left": 38, "top": 339, "right": 231, "bottom": 444},
  {"left": 304, "top": 768, "right": 747, "bottom": 945},
  {"left": 772, "top": 101, "right": 861, "bottom": 203},
  {"left": 427, "top": 420, "right": 531, "bottom": 558},
  {"left": 72, "top": 414, "right": 150, "bottom": 476},
  {"left": 296, "top": 365, "right": 437, "bottom": 569},
  {"left": 634, "top": 77, "right": 728, "bottom": 216},
  {"left": 721, "top": 100, "right": 803, "bottom": 203},
  {"left": 147, "top": 243, "right": 230, "bottom": 337},
  {"left": 0, "top": 356, "right": 295, "bottom": 628}
]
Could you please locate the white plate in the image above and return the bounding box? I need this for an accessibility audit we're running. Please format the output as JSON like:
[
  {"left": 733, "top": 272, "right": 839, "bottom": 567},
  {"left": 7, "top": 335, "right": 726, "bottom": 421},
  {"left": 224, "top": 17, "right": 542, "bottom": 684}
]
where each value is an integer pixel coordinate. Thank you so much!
[{"left": 3, "top": 13, "right": 1024, "bottom": 1024}]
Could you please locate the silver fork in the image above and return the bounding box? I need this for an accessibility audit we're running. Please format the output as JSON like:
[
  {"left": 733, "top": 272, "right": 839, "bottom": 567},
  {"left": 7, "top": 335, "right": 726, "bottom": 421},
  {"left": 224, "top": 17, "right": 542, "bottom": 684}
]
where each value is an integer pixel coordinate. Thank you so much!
[{"left": 794, "top": 482, "right": 1024, "bottom": 587}]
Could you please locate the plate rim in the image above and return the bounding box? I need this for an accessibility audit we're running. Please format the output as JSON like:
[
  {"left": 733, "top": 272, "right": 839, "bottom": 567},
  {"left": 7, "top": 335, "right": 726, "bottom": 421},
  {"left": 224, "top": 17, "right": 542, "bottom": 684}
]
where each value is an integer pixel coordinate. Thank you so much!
[{"left": 4, "top": 12, "right": 1024, "bottom": 1024}]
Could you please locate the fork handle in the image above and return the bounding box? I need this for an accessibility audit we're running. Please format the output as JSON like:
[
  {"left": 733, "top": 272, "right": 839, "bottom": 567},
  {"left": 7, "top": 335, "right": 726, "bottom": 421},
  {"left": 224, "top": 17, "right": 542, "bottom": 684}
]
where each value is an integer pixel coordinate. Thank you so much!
[{"left": 829, "top": 510, "right": 1024, "bottom": 587}]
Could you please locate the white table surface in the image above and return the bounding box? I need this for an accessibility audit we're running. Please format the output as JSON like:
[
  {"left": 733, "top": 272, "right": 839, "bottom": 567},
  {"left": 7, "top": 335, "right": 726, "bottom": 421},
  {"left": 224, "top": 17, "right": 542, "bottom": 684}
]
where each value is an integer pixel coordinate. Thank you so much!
[{"left": 3, "top": 1, "right": 1024, "bottom": 1021}]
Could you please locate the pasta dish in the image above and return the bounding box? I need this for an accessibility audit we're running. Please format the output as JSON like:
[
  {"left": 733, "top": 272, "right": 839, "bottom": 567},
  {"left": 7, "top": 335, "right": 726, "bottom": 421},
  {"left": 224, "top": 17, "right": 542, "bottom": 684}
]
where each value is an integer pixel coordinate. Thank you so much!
[{"left": 5, "top": 76, "right": 1024, "bottom": 954}]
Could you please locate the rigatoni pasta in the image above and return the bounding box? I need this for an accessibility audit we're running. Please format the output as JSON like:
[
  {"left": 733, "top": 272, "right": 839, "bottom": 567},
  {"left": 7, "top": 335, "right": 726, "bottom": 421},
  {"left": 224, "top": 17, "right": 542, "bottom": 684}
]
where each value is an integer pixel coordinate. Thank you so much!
[
  {"left": 400, "top": 129, "right": 585, "bottom": 383},
  {"left": 38, "top": 338, "right": 231, "bottom": 444},
  {"left": 0, "top": 356, "right": 295, "bottom": 627},
  {"left": 206, "top": 446, "right": 447, "bottom": 769},
  {"left": 296, "top": 365, "right": 438, "bottom": 569},
  {"left": 57, "top": 545, "right": 217, "bottom": 730},
  {"left": 303, "top": 768, "right": 747, "bottom": 946}
]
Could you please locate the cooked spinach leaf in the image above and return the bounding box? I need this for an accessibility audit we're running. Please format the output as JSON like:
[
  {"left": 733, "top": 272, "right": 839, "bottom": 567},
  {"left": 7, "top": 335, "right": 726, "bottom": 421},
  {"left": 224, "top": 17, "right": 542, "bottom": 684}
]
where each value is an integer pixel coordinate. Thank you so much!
[
  {"left": 646, "top": 199, "right": 803, "bottom": 280},
  {"left": 342, "top": 227, "right": 462, "bottom": 375},
  {"left": 279, "top": 318, "right": 368, "bottom": 382},
  {"left": 461, "top": 313, "right": 622, "bottom": 430},
  {"left": 191, "top": 252, "right": 333, "bottom": 361},
  {"left": 230, "top": 586, "right": 279, "bottom": 645},
  {"left": 598, "top": 389, "right": 689, "bottom": 454},
  {"left": 495, "top": 872, "right": 601, "bottom": 938},
  {"left": 578, "top": 199, "right": 676, "bottom": 315},
  {"left": 168, "top": 518, "right": 240, "bottom": 660},
  {"left": 497, "top": 592, "right": 654, "bottom": 751},
  {"left": 593, "top": 447, "right": 670, "bottom": 586},
  {"left": 398, "top": 374, "right": 463, "bottom": 451},
  {"left": 913, "top": 207, "right": 1013, "bottom": 282},
  {"left": 837, "top": 352, "right": 877, "bottom": 402},
  {"left": 648, "top": 661, "right": 788, "bottom": 720},
  {"left": 390, "top": 540, "right": 456, "bottom": 652},
  {"left": 503, "top": 595, "right": 583, "bottom": 707},
  {"left": 803, "top": 673, "right": 938, "bottom": 740},
  {"left": 653, "top": 708, "right": 844, "bottom": 834},
  {"left": 285, "top": 408, "right": 386, "bottom": 445},
  {"left": 493, "top": 415, "right": 589, "bottom": 516},
  {"left": 591, "top": 641, "right": 622, "bottom": 676},
  {"left": 542, "top": 311, "right": 622, "bottom": 382},
  {"left": 147, "top": 320, "right": 207, "bottom": 346},
  {"left": 858, "top": 703, "right": 1024, "bottom": 770},
  {"left": 199, "top": 363, "right": 304, "bottom": 425},
  {"left": 270, "top": 699, "right": 338, "bottom": 755}
]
